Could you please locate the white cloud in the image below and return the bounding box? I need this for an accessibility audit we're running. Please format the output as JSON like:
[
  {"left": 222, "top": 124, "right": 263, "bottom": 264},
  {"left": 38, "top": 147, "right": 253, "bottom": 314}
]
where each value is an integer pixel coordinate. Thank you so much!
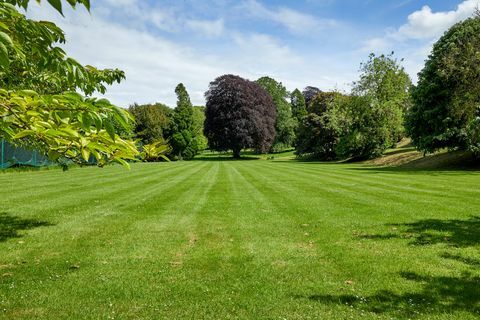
[
  {"left": 361, "top": 0, "right": 480, "bottom": 82},
  {"left": 186, "top": 18, "right": 225, "bottom": 38},
  {"left": 23, "top": 1, "right": 366, "bottom": 108},
  {"left": 364, "top": 0, "right": 479, "bottom": 51},
  {"left": 242, "top": 0, "right": 337, "bottom": 34},
  {"left": 396, "top": 0, "right": 479, "bottom": 40}
]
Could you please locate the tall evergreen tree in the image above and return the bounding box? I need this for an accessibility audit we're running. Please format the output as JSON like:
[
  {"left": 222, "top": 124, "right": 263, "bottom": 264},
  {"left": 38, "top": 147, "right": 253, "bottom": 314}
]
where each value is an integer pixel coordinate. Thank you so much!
[
  {"left": 168, "top": 83, "right": 198, "bottom": 160},
  {"left": 291, "top": 89, "right": 308, "bottom": 121}
]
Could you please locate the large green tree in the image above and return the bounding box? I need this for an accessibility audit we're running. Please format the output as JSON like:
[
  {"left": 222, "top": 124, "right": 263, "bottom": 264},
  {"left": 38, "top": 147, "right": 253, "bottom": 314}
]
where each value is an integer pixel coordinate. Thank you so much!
[
  {"left": 128, "top": 103, "right": 171, "bottom": 144},
  {"left": 0, "top": 0, "right": 137, "bottom": 167},
  {"left": 192, "top": 106, "right": 208, "bottom": 151},
  {"left": 295, "top": 53, "right": 411, "bottom": 161},
  {"left": 290, "top": 89, "right": 307, "bottom": 122},
  {"left": 168, "top": 83, "right": 198, "bottom": 160},
  {"left": 353, "top": 53, "right": 411, "bottom": 145},
  {"left": 406, "top": 14, "right": 480, "bottom": 154},
  {"left": 295, "top": 92, "right": 347, "bottom": 160},
  {"left": 256, "top": 76, "right": 295, "bottom": 152}
]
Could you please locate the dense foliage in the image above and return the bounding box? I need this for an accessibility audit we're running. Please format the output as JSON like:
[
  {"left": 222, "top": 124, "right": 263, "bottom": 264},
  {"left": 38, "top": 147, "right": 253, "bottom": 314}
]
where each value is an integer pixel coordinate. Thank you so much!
[
  {"left": 290, "top": 89, "right": 307, "bottom": 122},
  {"left": 167, "top": 83, "right": 198, "bottom": 160},
  {"left": 256, "top": 77, "right": 295, "bottom": 152},
  {"left": 128, "top": 103, "right": 171, "bottom": 144},
  {"left": 354, "top": 53, "right": 411, "bottom": 145},
  {"left": 192, "top": 106, "right": 208, "bottom": 151},
  {"left": 406, "top": 15, "right": 480, "bottom": 155},
  {"left": 140, "top": 140, "right": 170, "bottom": 162},
  {"left": 296, "top": 54, "right": 411, "bottom": 160},
  {"left": 295, "top": 92, "right": 346, "bottom": 160},
  {"left": 204, "top": 75, "right": 276, "bottom": 158},
  {"left": 0, "top": 0, "right": 138, "bottom": 167},
  {"left": 302, "top": 86, "right": 322, "bottom": 108}
]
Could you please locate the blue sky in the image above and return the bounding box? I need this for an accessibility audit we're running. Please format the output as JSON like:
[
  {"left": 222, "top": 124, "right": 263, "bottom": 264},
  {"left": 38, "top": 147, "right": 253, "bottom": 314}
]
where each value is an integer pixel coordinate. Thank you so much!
[{"left": 27, "top": 0, "right": 479, "bottom": 107}]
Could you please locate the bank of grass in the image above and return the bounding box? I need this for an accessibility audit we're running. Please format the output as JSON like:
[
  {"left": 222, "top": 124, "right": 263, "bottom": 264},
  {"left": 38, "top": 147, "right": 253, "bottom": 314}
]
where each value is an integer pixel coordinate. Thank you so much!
[{"left": 0, "top": 158, "right": 479, "bottom": 319}]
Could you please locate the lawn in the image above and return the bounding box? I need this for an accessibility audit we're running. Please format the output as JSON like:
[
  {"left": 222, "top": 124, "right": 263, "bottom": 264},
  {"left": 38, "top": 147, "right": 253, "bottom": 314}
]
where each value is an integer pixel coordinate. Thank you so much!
[{"left": 0, "top": 159, "right": 479, "bottom": 319}]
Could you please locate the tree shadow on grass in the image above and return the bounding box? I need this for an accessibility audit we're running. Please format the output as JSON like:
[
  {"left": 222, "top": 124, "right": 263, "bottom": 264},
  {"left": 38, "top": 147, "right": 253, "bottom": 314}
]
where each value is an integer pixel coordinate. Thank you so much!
[
  {"left": 0, "top": 212, "right": 53, "bottom": 242},
  {"left": 301, "top": 217, "right": 480, "bottom": 318},
  {"left": 304, "top": 271, "right": 480, "bottom": 318},
  {"left": 359, "top": 216, "right": 480, "bottom": 247}
]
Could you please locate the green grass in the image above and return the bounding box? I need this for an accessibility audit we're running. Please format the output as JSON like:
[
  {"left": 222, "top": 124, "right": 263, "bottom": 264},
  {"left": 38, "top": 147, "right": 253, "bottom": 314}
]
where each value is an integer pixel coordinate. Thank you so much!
[{"left": 1, "top": 159, "right": 479, "bottom": 319}]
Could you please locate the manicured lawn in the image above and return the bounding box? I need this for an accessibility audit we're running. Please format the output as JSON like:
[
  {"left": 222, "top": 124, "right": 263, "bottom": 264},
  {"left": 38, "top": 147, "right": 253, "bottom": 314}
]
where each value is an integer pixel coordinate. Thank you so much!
[{"left": 0, "top": 160, "right": 479, "bottom": 319}]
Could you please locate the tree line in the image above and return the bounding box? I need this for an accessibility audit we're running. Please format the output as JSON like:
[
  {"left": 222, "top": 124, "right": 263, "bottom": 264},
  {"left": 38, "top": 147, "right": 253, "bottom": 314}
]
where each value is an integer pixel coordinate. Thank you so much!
[
  {"left": 1, "top": 1, "right": 479, "bottom": 166},
  {"left": 202, "top": 13, "right": 480, "bottom": 161}
]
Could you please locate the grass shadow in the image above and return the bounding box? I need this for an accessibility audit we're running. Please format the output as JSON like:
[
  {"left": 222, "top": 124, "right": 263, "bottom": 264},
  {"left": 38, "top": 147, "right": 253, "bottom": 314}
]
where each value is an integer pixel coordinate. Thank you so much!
[{"left": 0, "top": 212, "right": 53, "bottom": 242}]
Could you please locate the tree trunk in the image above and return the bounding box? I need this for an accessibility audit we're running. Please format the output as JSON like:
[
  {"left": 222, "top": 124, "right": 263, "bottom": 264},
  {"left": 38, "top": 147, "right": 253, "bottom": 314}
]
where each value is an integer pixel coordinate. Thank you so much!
[{"left": 233, "top": 148, "right": 241, "bottom": 159}]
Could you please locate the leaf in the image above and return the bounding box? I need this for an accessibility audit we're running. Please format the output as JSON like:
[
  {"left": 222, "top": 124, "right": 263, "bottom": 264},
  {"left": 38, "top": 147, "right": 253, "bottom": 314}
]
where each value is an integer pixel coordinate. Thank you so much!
[
  {"left": 0, "top": 42, "right": 9, "bottom": 70},
  {"left": 14, "top": 130, "right": 35, "bottom": 139},
  {"left": 47, "top": 0, "right": 63, "bottom": 15},
  {"left": 81, "top": 148, "right": 90, "bottom": 162},
  {"left": 47, "top": 149, "right": 62, "bottom": 161},
  {"left": 0, "top": 31, "right": 13, "bottom": 48},
  {"left": 105, "top": 120, "right": 115, "bottom": 141},
  {"left": 114, "top": 158, "right": 130, "bottom": 169}
]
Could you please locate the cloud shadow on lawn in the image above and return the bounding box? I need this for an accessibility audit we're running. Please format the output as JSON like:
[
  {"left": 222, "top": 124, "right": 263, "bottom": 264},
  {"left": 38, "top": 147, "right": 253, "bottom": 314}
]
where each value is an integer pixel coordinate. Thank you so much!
[
  {"left": 0, "top": 212, "right": 53, "bottom": 242},
  {"left": 300, "top": 216, "right": 480, "bottom": 318}
]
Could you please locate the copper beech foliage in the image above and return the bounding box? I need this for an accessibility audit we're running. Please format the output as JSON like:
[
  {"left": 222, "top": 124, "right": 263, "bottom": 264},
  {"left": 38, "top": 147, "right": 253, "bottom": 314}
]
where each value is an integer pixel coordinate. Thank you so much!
[
  {"left": 204, "top": 75, "right": 276, "bottom": 158},
  {"left": 0, "top": 0, "right": 139, "bottom": 168}
]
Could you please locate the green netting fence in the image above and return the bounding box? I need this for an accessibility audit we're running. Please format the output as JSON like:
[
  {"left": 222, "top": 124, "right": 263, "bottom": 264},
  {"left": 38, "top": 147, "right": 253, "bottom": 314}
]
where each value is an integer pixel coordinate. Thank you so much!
[{"left": 0, "top": 139, "right": 52, "bottom": 169}]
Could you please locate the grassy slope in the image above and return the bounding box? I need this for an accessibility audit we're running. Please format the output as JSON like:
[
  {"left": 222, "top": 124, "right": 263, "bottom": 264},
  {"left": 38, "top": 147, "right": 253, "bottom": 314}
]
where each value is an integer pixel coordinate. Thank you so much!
[{"left": 0, "top": 160, "right": 479, "bottom": 319}]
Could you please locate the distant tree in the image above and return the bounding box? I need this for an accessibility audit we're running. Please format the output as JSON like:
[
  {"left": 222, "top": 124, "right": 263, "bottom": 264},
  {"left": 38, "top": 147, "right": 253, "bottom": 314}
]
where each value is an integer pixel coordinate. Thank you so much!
[
  {"left": 291, "top": 89, "right": 308, "bottom": 121},
  {"left": 335, "top": 53, "right": 411, "bottom": 160},
  {"left": 335, "top": 95, "right": 389, "bottom": 160},
  {"left": 128, "top": 103, "right": 171, "bottom": 144},
  {"left": 406, "top": 15, "right": 480, "bottom": 155},
  {"left": 168, "top": 83, "right": 198, "bottom": 160},
  {"left": 256, "top": 77, "right": 296, "bottom": 152},
  {"left": 108, "top": 112, "right": 135, "bottom": 140},
  {"left": 192, "top": 106, "right": 208, "bottom": 151},
  {"left": 295, "top": 92, "right": 346, "bottom": 160},
  {"left": 204, "top": 75, "right": 276, "bottom": 158},
  {"left": 303, "top": 86, "right": 322, "bottom": 107},
  {"left": 354, "top": 52, "right": 411, "bottom": 144}
]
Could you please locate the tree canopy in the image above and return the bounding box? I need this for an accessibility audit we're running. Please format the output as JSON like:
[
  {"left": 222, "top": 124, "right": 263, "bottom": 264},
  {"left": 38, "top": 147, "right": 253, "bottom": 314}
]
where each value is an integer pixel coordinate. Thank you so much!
[
  {"left": 354, "top": 53, "right": 412, "bottom": 145},
  {"left": 295, "top": 53, "right": 411, "bottom": 160},
  {"left": 204, "top": 75, "right": 276, "bottom": 158},
  {"left": 295, "top": 92, "right": 346, "bottom": 160},
  {"left": 291, "top": 89, "right": 307, "bottom": 122},
  {"left": 0, "top": 0, "right": 137, "bottom": 167},
  {"left": 406, "top": 15, "right": 480, "bottom": 154},
  {"left": 256, "top": 76, "right": 296, "bottom": 152},
  {"left": 302, "top": 86, "right": 322, "bottom": 108},
  {"left": 167, "top": 83, "right": 198, "bottom": 160},
  {"left": 128, "top": 103, "right": 171, "bottom": 144}
]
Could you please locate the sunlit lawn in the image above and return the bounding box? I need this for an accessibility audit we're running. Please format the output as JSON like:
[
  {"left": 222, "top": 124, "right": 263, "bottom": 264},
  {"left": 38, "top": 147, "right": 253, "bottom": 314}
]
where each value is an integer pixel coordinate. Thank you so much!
[{"left": 1, "top": 159, "right": 479, "bottom": 319}]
